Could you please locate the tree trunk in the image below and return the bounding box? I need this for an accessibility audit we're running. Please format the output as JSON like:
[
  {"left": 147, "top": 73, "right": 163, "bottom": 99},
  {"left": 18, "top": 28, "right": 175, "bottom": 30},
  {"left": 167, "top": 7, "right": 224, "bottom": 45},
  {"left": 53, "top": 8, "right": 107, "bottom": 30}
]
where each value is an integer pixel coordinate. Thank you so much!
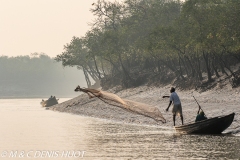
[
  {"left": 100, "top": 58, "right": 106, "bottom": 76},
  {"left": 202, "top": 51, "right": 213, "bottom": 82},
  {"left": 180, "top": 56, "right": 189, "bottom": 77},
  {"left": 177, "top": 53, "right": 185, "bottom": 80},
  {"left": 93, "top": 55, "right": 102, "bottom": 79},
  {"left": 83, "top": 68, "right": 91, "bottom": 87},
  {"left": 118, "top": 52, "right": 132, "bottom": 82},
  {"left": 185, "top": 55, "right": 196, "bottom": 78},
  {"left": 196, "top": 56, "right": 203, "bottom": 81},
  {"left": 212, "top": 58, "right": 220, "bottom": 78},
  {"left": 220, "top": 56, "right": 235, "bottom": 78}
]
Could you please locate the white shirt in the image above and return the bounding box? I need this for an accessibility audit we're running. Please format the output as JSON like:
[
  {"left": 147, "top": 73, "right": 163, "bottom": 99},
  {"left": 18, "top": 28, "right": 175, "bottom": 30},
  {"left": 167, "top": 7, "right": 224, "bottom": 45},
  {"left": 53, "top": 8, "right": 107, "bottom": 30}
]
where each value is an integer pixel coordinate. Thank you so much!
[{"left": 170, "top": 92, "right": 181, "bottom": 105}]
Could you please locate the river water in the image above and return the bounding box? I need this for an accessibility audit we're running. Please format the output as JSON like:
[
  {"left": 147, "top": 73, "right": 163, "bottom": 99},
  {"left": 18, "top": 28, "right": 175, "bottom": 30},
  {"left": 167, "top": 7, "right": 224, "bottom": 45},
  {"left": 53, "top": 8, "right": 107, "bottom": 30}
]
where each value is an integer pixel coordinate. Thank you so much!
[{"left": 0, "top": 99, "right": 239, "bottom": 160}]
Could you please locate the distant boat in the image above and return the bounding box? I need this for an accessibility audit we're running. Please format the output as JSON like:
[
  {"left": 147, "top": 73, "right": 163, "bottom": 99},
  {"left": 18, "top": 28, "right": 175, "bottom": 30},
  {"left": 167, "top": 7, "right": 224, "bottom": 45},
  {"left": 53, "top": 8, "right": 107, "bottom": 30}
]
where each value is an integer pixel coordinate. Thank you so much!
[
  {"left": 40, "top": 96, "right": 59, "bottom": 107},
  {"left": 174, "top": 113, "right": 235, "bottom": 134}
]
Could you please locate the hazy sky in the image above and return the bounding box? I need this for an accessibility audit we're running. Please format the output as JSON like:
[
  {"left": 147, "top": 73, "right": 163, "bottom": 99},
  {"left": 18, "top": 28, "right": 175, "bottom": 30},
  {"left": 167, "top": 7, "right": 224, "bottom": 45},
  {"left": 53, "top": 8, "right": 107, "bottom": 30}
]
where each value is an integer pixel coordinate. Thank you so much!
[{"left": 0, "top": 0, "right": 97, "bottom": 58}]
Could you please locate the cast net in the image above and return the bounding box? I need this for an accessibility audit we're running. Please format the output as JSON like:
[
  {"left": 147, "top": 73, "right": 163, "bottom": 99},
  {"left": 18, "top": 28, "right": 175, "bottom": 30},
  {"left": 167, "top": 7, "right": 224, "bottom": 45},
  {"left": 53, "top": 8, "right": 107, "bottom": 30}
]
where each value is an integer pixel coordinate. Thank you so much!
[{"left": 75, "top": 86, "right": 166, "bottom": 123}]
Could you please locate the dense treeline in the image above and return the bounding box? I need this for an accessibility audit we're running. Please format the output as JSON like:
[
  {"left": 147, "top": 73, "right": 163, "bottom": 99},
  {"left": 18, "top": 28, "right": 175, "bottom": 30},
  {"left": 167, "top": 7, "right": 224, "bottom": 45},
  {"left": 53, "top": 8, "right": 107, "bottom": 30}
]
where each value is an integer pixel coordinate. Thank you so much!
[
  {"left": 55, "top": 0, "right": 240, "bottom": 89},
  {"left": 0, "top": 53, "right": 86, "bottom": 98}
]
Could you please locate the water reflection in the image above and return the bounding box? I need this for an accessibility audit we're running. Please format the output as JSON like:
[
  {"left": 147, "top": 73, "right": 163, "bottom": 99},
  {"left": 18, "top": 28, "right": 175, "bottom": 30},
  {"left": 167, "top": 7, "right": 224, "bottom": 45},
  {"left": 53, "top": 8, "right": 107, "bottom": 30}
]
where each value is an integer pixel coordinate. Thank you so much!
[
  {"left": 0, "top": 99, "right": 239, "bottom": 160},
  {"left": 84, "top": 122, "right": 240, "bottom": 160}
]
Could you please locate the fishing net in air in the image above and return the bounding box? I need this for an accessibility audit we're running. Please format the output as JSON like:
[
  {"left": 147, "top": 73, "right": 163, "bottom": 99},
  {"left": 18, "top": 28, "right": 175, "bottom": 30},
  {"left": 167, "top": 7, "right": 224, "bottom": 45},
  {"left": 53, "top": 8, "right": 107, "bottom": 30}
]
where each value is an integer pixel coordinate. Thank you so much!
[{"left": 75, "top": 86, "right": 166, "bottom": 123}]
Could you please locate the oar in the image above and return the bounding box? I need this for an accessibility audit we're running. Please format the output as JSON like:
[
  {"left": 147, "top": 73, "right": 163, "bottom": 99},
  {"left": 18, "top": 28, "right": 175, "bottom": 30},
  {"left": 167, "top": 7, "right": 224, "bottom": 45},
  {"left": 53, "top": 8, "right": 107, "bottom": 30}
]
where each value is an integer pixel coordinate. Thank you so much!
[{"left": 192, "top": 95, "right": 207, "bottom": 117}]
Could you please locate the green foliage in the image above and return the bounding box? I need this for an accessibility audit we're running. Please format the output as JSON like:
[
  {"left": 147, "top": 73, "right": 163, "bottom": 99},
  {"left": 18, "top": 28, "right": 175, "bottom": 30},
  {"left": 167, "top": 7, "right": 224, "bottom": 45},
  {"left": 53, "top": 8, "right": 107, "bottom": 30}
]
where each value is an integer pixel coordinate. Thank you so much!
[{"left": 56, "top": 0, "right": 240, "bottom": 89}]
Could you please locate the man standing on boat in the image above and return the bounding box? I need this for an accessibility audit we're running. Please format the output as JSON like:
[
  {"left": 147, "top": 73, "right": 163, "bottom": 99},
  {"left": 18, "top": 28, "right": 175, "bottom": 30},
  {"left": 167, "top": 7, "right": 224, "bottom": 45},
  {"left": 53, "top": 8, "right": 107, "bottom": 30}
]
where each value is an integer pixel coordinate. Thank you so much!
[{"left": 163, "top": 87, "right": 184, "bottom": 126}]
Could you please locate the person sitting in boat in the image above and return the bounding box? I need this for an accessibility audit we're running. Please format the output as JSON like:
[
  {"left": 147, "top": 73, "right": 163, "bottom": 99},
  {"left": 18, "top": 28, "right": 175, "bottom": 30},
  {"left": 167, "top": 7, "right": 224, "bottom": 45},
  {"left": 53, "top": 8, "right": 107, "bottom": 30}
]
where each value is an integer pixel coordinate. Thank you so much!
[{"left": 195, "top": 109, "right": 207, "bottom": 122}]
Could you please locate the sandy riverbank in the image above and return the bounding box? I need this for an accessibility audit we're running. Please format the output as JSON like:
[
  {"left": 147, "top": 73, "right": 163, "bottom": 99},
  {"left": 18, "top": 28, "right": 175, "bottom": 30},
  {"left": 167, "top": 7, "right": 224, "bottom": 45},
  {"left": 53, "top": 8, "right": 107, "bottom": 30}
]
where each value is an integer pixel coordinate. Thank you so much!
[{"left": 48, "top": 83, "right": 240, "bottom": 135}]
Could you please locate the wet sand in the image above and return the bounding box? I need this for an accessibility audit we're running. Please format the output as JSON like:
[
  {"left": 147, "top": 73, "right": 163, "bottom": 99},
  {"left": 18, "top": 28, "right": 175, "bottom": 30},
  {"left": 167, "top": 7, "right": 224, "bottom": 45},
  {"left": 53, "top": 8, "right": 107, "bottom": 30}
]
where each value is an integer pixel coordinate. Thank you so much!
[{"left": 49, "top": 83, "right": 240, "bottom": 135}]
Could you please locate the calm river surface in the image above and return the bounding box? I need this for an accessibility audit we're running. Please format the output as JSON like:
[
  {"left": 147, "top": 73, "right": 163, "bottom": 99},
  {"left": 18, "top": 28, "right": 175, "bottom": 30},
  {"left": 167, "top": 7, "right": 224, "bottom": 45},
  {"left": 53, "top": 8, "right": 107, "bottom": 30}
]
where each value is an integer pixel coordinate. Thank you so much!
[{"left": 0, "top": 99, "right": 239, "bottom": 160}]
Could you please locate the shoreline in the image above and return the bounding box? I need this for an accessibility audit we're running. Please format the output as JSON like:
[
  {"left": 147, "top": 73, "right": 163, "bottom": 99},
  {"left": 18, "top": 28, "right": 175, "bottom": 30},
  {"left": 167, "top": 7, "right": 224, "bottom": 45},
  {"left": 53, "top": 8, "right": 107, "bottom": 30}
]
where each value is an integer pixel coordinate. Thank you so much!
[{"left": 48, "top": 84, "right": 240, "bottom": 134}]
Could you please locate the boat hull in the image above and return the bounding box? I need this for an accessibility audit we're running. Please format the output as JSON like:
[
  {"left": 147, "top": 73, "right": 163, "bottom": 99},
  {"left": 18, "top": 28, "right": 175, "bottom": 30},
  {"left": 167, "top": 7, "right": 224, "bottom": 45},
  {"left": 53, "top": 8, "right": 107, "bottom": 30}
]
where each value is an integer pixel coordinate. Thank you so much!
[
  {"left": 174, "top": 113, "right": 235, "bottom": 134},
  {"left": 40, "top": 97, "right": 58, "bottom": 107}
]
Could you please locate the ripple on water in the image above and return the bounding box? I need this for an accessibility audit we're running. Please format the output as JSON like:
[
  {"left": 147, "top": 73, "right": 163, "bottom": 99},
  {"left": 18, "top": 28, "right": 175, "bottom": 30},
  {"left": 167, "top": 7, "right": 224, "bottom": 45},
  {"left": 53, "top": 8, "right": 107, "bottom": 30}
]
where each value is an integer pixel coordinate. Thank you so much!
[{"left": 0, "top": 99, "right": 239, "bottom": 160}]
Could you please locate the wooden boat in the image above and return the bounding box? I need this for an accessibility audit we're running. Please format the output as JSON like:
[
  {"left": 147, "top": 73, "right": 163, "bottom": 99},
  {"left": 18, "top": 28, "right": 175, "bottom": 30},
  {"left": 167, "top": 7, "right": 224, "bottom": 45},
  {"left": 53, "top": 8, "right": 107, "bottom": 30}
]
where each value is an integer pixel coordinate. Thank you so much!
[
  {"left": 174, "top": 113, "right": 235, "bottom": 134},
  {"left": 40, "top": 96, "right": 58, "bottom": 107}
]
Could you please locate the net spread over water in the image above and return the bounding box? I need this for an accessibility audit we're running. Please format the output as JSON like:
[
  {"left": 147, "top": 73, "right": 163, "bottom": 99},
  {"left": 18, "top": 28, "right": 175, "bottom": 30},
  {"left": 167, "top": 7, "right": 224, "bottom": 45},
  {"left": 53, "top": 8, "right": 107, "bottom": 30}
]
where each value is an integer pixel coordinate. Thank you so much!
[{"left": 75, "top": 86, "right": 166, "bottom": 123}]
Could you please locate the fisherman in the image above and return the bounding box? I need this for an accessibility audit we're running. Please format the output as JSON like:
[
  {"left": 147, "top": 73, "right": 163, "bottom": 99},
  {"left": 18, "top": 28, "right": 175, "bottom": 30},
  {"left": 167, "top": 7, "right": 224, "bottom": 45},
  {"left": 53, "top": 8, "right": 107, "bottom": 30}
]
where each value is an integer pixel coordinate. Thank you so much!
[
  {"left": 163, "top": 87, "right": 184, "bottom": 126},
  {"left": 195, "top": 109, "right": 207, "bottom": 122}
]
